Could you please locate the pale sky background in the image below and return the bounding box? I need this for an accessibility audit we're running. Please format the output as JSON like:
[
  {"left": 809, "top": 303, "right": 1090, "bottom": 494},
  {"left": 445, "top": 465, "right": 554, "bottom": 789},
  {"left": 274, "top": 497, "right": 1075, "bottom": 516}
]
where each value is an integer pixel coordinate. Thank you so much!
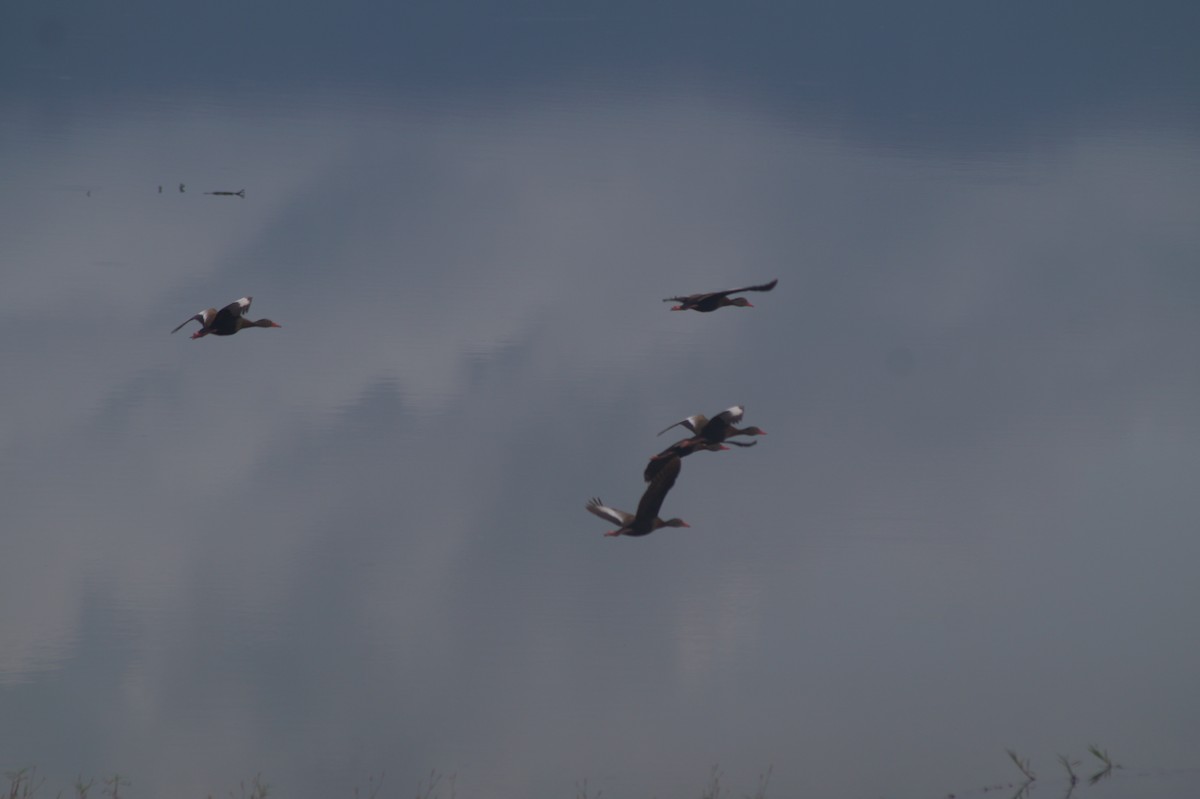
[{"left": 2, "top": 3, "right": 1199, "bottom": 798}]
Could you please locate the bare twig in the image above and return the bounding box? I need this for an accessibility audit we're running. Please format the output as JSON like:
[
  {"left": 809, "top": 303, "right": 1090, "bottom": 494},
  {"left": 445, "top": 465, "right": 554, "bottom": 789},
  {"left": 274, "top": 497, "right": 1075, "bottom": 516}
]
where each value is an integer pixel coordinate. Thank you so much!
[
  {"left": 415, "top": 769, "right": 454, "bottom": 799},
  {"left": 100, "top": 775, "right": 127, "bottom": 799},
  {"left": 1005, "top": 749, "right": 1037, "bottom": 781},
  {"left": 228, "top": 774, "right": 269, "bottom": 799},
  {"left": 574, "top": 778, "right": 602, "bottom": 799},
  {"left": 1008, "top": 781, "right": 1032, "bottom": 799},
  {"left": 1056, "top": 754, "right": 1079, "bottom": 785},
  {"left": 1086, "top": 745, "right": 1115, "bottom": 769},
  {"left": 1086, "top": 744, "right": 1118, "bottom": 785},
  {"left": 73, "top": 776, "right": 95, "bottom": 799},
  {"left": 5, "top": 768, "right": 47, "bottom": 799}
]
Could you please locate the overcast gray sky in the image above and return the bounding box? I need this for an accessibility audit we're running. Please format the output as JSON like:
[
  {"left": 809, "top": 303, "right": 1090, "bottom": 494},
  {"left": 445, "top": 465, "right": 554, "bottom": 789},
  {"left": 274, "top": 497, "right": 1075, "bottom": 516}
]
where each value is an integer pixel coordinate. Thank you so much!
[{"left": 2, "top": 4, "right": 1199, "bottom": 798}]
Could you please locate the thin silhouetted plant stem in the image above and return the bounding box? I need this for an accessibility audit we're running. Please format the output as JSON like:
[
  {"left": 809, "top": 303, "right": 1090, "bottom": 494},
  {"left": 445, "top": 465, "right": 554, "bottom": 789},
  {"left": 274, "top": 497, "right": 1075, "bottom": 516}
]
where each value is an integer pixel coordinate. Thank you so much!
[
  {"left": 74, "top": 775, "right": 95, "bottom": 799},
  {"left": 701, "top": 764, "right": 723, "bottom": 799},
  {"left": 228, "top": 774, "right": 269, "bottom": 799},
  {"left": 1086, "top": 744, "right": 1118, "bottom": 785},
  {"left": 414, "top": 769, "right": 454, "bottom": 799},
  {"left": 574, "top": 778, "right": 602, "bottom": 799},
  {"left": 100, "top": 774, "right": 128, "bottom": 799},
  {"left": 1086, "top": 745, "right": 1115, "bottom": 769},
  {"left": 1005, "top": 749, "right": 1037, "bottom": 781},
  {"left": 5, "top": 768, "right": 47, "bottom": 799},
  {"left": 1057, "top": 754, "right": 1079, "bottom": 785}
]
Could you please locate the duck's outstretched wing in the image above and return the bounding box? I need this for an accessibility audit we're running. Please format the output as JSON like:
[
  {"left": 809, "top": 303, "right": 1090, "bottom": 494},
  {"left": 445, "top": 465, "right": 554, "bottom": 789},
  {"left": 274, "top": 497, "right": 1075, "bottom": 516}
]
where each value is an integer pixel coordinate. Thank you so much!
[
  {"left": 657, "top": 413, "right": 709, "bottom": 437},
  {"left": 658, "top": 405, "right": 743, "bottom": 439},
  {"left": 213, "top": 296, "right": 252, "bottom": 325},
  {"left": 227, "top": 296, "right": 253, "bottom": 316},
  {"left": 586, "top": 498, "right": 633, "bottom": 527},
  {"left": 701, "top": 405, "right": 746, "bottom": 439},
  {"left": 710, "top": 405, "right": 745, "bottom": 426},
  {"left": 718, "top": 278, "right": 778, "bottom": 297},
  {"left": 662, "top": 278, "right": 777, "bottom": 304},
  {"left": 171, "top": 308, "right": 215, "bottom": 334}
]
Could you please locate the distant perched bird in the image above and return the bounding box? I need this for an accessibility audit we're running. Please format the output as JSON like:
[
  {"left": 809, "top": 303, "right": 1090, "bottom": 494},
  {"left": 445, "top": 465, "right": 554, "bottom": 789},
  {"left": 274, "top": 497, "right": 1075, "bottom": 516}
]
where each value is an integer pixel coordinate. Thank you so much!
[
  {"left": 643, "top": 437, "right": 730, "bottom": 483},
  {"left": 587, "top": 456, "right": 689, "bottom": 537},
  {"left": 663, "top": 278, "right": 778, "bottom": 312},
  {"left": 171, "top": 296, "right": 281, "bottom": 339},
  {"left": 657, "top": 405, "right": 765, "bottom": 446}
]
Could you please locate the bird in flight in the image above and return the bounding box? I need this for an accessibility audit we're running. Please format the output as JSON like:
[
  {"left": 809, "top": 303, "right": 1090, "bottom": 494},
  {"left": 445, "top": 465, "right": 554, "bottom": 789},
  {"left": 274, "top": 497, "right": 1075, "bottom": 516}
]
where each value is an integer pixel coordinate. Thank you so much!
[
  {"left": 657, "top": 404, "right": 765, "bottom": 445},
  {"left": 663, "top": 278, "right": 778, "bottom": 312},
  {"left": 171, "top": 296, "right": 282, "bottom": 339},
  {"left": 586, "top": 455, "right": 689, "bottom": 537}
]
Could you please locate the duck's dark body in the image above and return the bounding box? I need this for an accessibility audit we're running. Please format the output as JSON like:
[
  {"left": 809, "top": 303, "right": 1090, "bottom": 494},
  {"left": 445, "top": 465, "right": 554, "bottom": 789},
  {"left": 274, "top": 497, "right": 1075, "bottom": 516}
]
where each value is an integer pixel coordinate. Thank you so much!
[{"left": 643, "top": 437, "right": 729, "bottom": 482}]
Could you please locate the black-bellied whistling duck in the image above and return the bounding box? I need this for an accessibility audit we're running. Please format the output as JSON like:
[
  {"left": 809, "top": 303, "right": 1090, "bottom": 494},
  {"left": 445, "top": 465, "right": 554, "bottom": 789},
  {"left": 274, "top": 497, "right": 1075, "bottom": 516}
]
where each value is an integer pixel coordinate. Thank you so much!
[
  {"left": 586, "top": 455, "right": 689, "bottom": 537},
  {"left": 171, "top": 296, "right": 281, "bottom": 339},
  {"left": 663, "top": 278, "right": 778, "bottom": 312},
  {"left": 643, "top": 437, "right": 729, "bottom": 483},
  {"left": 657, "top": 405, "right": 766, "bottom": 446}
]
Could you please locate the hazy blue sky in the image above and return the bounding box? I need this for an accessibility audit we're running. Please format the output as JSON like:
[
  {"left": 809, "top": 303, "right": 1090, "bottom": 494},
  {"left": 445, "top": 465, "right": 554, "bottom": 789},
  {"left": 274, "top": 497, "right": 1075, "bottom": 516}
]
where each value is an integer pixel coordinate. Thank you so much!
[
  {"left": 4, "top": 3, "right": 1198, "bottom": 136},
  {"left": 2, "top": 3, "right": 1199, "bottom": 798}
]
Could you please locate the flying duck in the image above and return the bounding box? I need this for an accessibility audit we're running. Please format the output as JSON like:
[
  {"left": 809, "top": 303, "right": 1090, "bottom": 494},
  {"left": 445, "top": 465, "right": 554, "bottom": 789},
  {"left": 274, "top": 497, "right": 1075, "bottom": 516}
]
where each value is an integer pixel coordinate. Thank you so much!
[
  {"left": 663, "top": 278, "right": 778, "bottom": 312},
  {"left": 586, "top": 456, "right": 689, "bottom": 537},
  {"left": 171, "top": 296, "right": 281, "bottom": 339},
  {"left": 657, "top": 404, "right": 766, "bottom": 445}
]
